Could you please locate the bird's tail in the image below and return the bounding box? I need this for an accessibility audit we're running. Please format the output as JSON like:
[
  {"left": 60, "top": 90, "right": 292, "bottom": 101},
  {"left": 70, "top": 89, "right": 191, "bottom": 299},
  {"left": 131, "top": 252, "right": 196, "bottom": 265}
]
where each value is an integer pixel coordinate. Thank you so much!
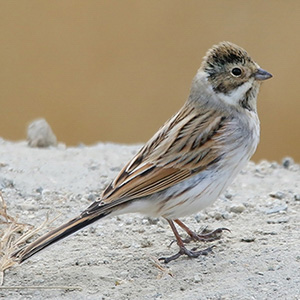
[{"left": 12, "top": 206, "right": 111, "bottom": 263}]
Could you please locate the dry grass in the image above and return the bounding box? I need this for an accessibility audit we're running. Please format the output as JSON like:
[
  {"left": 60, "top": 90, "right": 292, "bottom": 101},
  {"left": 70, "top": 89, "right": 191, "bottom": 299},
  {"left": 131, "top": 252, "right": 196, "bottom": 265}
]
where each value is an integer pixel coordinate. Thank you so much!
[
  {"left": 0, "top": 192, "right": 53, "bottom": 285},
  {"left": 149, "top": 256, "right": 174, "bottom": 279}
]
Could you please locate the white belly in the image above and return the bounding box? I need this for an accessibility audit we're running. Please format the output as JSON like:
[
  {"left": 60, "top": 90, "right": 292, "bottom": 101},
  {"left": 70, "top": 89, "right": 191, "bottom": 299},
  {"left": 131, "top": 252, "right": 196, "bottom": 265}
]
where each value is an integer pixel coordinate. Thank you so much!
[
  {"left": 117, "top": 153, "right": 250, "bottom": 219},
  {"left": 115, "top": 112, "right": 259, "bottom": 220}
]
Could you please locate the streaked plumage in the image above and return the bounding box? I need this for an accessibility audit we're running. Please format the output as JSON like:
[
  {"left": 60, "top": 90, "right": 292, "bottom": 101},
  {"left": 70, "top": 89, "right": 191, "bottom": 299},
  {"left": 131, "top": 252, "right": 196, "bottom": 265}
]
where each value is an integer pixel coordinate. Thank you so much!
[{"left": 13, "top": 42, "right": 272, "bottom": 264}]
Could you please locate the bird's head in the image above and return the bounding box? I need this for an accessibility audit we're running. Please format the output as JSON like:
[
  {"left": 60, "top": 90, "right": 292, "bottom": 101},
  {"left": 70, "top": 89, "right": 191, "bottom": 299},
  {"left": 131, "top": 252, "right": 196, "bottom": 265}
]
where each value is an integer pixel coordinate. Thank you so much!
[{"left": 197, "top": 42, "right": 272, "bottom": 111}]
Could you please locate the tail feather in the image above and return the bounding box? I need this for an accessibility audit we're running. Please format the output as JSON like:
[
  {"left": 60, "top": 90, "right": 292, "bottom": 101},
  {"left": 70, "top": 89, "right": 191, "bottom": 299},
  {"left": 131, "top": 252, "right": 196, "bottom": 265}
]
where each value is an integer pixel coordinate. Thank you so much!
[{"left": 13, "top": 210, "right": 110, "bottom": 263}]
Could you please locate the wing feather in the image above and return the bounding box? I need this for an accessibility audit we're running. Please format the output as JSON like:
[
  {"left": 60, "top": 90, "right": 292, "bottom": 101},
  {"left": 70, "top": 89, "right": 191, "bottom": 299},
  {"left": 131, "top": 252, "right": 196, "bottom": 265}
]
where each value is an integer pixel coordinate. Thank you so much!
[{"left": 100, "top": 104, "right": 228, "bottom": 204}]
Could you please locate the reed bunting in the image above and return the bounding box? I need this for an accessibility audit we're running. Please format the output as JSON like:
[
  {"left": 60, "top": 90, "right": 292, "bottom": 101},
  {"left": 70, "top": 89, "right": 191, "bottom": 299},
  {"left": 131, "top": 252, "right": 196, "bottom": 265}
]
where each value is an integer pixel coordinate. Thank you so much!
[{"left": 13, "top": 42, "right": 272, "bottom": 264}]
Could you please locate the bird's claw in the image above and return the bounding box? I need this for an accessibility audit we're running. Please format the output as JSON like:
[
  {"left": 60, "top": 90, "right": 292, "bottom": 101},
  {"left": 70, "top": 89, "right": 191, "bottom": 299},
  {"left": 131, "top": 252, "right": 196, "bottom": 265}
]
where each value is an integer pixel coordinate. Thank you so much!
[{"left": 158, "top": 245, "right": 215, "bottom": 264}]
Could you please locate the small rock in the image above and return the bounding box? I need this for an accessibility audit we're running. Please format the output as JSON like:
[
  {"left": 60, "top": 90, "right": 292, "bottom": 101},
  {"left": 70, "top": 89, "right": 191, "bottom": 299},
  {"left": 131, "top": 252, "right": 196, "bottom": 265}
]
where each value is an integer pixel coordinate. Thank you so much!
[
  {"left": 193, "top": 274, "right": 202, "bottom": 283},
  {"left": 212, "top": 211, "right": 222, "bottom": 220},
  {"left": 131, "top": 241, "right": 141, "bottom": 248},
  {"left": 195, "top": 213, "right": 206, "bottom": 222},
  {"left": 140, "top": 239, "right": 153, "bottom": 248},
  {"left": 41, "top": 189, "right": 52, "bottom": 198},
  {"left": 229, "top": 204, "right": 245, "bottom": 214},
  {"left": 269, "top": 191, "right": 285, "bottom": 199},
  {"left": 125, "top": 218, "right": 133, "bottom": 225},
  {"left": 261, "top": 231, "right": 278, "bottom": 235},
  {"left": 0, "top": 177, "right": 14, "bottom": 188},
  {"left": 255, "top": 160, "right": 271, "bottom": 175},
  {"left": 282, "top": 157, "right": 294, "bottom": 169},
  {"left": 265, "top": 204, "right": 288, "bottom": 214},
  {"left": 270, "top": 162, "right": 279, "bottom": 169},
  {"left": 222, "top": 211, "right": 233, "bottom": 219},
  {"left": 241, "top": 237, "right": 255, "bottom": 242},
  {"left": 146, "top": 217, "right": 160, "bottom": 225},
  {"left": 224, "top": 191, "right": 233, "bottom": 199},
  {"left": 35, "top": 187, "right": 43, "bottom": 194},
  {"left": 267, "top": 217, "right": 289, "bottom": 224},
  {"left": 294, "top": 194, "right": 300, "bottom": 201},
  {"left": 89, "top": 226, "right": 96, "bottom": 234},
  {"left": 87, "top": 193, "right": 97, "bottom": 202},
  {"left": 27, "top": 118, "right": 57, "bottom": 148}
]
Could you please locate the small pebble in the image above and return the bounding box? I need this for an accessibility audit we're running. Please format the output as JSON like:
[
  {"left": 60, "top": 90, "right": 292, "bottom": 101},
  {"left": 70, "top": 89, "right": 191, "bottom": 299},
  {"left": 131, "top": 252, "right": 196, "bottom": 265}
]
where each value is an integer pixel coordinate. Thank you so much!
[
  {"left": 270, "top": 162, "right": 279, "bottom": 169},
  {"left": 269, "top": 191, "right": 285, "bottom": 199},
  {"left": 0, "top": 177, "right": 14, "bottom": 188},
  {"left": 267, "top": 217, "right": 289, "bottom": 224},
  {"left": 265, "top": 204, "right": 288, "bottom": 214},
  {"left": 27, "top": 118, "right": 57, "bottom": 148},
  {"left": 87, "top": 194, "right": 98, "bottom": 202},
  {"left": 195, "top": 213, "right": 206, "bottom": 222},
  {"left": 35, "top": 187, "right": 43, "bottom": 194},
  {"left": 140, "top": 239, "right": 153, "bottom": 248},
  {"left": 125, "top": 218, "right": 133, "bottom": 225},
  {"left": 89, "top": 227, "right": 96, "bottom": 234},
  {"left": 41, "top": 189, "right": 52, "bottom": 199},
  {"left": 282, "top": 157, "right": 294, "bottom": 169},
  {"left": 261, "top": 231, "right": 278, "bottom": 235},
  {"left": 194, "top": 274, "right": 202, "bottom": 283},
  {"left": 241, "top": 237, "right": 255, "bottom": 243},
  {"left": 229, "top": 204, "right": 245, "bottom": 214},
  {"left": 294, "top": 194, "right": 300, "bottom": 201},
  {"left": 222, "top": 211, "right": 233, "bottom": 220},
  {"left": 224, "top": 191, "right": 233, "bottom": 199},
  {"left": 212, "top": 211, "right": 222, "bottom": 220},
  {"left": 146, "top": 217, "right": 160, "bottom": 225}
]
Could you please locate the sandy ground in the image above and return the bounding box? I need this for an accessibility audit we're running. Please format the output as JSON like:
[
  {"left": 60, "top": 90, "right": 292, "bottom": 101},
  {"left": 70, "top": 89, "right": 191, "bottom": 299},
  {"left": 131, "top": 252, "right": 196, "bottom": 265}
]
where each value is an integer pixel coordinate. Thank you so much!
[{"left": 0, "top": 138, "right": 299, "bottom": 300}]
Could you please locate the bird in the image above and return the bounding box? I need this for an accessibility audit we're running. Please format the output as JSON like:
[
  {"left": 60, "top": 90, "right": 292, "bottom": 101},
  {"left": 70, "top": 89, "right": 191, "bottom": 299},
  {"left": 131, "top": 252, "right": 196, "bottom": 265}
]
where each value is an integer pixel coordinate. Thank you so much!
[{"left": 13, "top": 42, "right": 272, "bottom": 264}]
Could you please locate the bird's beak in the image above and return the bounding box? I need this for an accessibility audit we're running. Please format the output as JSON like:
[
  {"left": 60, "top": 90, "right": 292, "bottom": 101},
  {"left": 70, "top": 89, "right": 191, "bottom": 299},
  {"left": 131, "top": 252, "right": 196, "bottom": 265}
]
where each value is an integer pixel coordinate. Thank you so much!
[{"left": 254, "top": 68, "right": 273, "bottom": 81}]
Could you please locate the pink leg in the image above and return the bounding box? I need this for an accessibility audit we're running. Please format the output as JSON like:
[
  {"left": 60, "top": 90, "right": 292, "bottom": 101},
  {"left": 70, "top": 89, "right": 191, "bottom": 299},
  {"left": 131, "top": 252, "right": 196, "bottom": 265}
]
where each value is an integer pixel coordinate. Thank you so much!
[{"left": 158, "top": 219, "right": 215, "bottom": 263}]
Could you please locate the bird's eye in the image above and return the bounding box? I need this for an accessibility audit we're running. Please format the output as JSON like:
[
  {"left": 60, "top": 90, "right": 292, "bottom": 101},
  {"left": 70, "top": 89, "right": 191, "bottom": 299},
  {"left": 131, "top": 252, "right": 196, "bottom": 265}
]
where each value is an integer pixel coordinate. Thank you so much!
[{"left": 231, "top": 67, "right": 242, "bottom": 77}]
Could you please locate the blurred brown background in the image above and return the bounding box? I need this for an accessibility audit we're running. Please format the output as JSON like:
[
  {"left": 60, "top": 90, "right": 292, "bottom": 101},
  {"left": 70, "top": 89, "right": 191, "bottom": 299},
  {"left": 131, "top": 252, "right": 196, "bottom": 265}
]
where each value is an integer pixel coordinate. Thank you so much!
[{"left": 0, "top": 1, "right": 299, "bottom": 162}]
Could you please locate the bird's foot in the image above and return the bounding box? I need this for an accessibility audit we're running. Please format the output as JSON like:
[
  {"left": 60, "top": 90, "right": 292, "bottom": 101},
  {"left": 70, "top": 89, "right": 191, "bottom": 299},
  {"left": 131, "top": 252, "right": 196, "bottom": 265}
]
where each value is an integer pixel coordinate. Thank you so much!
[
  {"left": 161, "top": 219, "right": 230, "bottom": 263},
  {"left": 183, "top": 227, "right": 230, "bottom": 243},
  {"left": 158, "top": 245, "right": 215, "bottom": 264}
]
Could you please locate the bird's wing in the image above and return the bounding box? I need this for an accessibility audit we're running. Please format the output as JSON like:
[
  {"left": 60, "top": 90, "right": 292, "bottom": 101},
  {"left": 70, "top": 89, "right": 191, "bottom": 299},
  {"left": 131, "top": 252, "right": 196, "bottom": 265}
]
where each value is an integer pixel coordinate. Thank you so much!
[
  {"left": 12, "top": 104, "right": 229, "bottom": 263},
  {"left": 95, "top": 104, "right": 228, "bottom": 206}
]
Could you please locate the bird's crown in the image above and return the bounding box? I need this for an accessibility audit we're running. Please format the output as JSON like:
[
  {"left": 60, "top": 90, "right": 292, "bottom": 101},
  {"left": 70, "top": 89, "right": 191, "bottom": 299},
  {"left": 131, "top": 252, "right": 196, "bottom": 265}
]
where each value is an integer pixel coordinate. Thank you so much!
[{"left": 202, "top": 41, "right": 253, "bottom": 75}]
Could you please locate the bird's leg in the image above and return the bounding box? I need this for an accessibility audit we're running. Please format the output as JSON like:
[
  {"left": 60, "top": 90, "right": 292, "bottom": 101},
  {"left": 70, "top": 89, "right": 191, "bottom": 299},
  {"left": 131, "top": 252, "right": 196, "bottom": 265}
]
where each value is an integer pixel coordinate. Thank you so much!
[
  {"left": 158, "top": 219, "right": 214, "bottom": 263},
  {"left": 174, "top": 219, "right": 230, "bottom": 243}
]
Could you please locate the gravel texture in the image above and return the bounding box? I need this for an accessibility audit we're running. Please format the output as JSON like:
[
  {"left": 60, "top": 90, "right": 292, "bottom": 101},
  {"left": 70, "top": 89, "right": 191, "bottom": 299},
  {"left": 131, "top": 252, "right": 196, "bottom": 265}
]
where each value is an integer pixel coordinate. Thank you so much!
[{"left": 0, "top": 138, "right": 299, "bottom": 299}]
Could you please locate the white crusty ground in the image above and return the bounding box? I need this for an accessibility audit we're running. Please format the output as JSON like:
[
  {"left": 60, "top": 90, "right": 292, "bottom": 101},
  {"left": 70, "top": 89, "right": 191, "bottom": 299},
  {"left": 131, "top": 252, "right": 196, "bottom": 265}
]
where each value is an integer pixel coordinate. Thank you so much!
[{"left": 0, "top": 138, "right": 299, "bottom": 300}]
